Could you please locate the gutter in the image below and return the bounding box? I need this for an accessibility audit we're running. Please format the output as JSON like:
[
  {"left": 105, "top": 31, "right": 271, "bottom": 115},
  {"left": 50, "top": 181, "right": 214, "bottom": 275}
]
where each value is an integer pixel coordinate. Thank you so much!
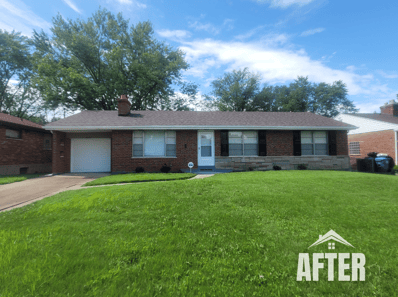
[{"left": 44, "top": 125, "right": 358, "bottom": 131}]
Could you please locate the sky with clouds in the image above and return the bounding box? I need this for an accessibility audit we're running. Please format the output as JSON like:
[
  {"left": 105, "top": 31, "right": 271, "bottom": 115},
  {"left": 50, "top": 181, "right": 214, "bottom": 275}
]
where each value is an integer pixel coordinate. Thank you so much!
[{"left": 1, "top": 0, "right": 397, "bottom": 112}]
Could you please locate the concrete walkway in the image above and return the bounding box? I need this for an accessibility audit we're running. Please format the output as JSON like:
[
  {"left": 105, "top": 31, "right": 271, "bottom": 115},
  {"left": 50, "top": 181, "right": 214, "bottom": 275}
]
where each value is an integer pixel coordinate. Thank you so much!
[
  {"left": 0, "top": 173, "right": 214, "bottom": 212},
  {"left": 0, "top": 173, "right": 108, "bottom": 212},
  {"left": 67, "top": 173, "right": 215, "bottom": 190}
]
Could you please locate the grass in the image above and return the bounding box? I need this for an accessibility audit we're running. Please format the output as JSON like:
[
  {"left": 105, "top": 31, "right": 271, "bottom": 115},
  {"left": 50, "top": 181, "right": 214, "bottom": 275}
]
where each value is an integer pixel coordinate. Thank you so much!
[
  {"left": 0, "top": 171, "right": 397, "bottom": 296},
  {"left": 83, "top": 173, "right": 197, "bottom": 186},
  {"left": 0, "top": 173, "right": 45, "bottom": 185}
]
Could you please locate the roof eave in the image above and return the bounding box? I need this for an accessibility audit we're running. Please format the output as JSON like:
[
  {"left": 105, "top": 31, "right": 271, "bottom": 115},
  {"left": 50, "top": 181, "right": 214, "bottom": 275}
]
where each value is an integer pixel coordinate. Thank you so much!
[{"left": 44, "top": 125, "right": 357, "bottom": 131}]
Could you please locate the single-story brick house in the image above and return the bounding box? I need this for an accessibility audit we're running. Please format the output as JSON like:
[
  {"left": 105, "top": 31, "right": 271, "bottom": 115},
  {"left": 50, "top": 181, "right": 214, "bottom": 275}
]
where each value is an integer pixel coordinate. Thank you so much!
[
  {"left": 0, "top": 113, "right": 52, "bottom": 175},
  {"left": 44, "top": 95, "right": 355, "bottom": 174},
  {"left": 336, "top": 100, "right": 398, "bottom": 168}
]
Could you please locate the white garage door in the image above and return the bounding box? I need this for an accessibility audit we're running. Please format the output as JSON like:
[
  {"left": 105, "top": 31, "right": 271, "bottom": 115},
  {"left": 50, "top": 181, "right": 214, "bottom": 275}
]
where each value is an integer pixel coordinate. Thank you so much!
[{"left": 71, "top": 138, "right": 111, "bottom": 172}]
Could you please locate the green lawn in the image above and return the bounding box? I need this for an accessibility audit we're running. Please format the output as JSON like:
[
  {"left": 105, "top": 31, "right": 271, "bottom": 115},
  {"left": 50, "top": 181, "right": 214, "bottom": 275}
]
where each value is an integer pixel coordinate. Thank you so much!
[
  {"left": 0, "top": 171, "right": 397, "bottom": 296},
  {"left": 0, "top": 173, "right": 45, "bottom": 185},
  {"left": 83, "top": 173, "right": 196, "bottom": 186}
]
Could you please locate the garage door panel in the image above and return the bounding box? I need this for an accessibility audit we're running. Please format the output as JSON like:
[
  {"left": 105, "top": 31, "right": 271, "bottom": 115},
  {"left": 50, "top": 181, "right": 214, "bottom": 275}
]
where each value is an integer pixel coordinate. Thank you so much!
[{"left": 71, "top": 138, "right": 111, "bottom": 172}]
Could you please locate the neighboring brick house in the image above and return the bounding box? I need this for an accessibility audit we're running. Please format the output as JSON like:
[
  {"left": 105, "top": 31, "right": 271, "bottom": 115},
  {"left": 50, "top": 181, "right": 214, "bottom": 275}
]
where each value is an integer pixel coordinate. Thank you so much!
[
  {"left": 0, "top": 113, "right": 52, "bottom": 175},
  {"left": 335, "top": 100, "right": 398, "bottom": 168},
  {"left": 44, "top": 95, "right": 354, "bottom": 174}
]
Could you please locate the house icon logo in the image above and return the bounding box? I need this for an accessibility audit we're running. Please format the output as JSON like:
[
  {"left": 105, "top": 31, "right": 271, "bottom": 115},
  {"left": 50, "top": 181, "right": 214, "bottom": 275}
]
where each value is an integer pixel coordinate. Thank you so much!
[{"left": 308, "top": 229, "right": 355, "bottom": 249}]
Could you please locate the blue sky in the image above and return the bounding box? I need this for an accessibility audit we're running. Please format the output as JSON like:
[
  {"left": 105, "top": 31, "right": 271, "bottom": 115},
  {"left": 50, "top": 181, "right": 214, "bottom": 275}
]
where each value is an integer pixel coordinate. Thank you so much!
[{"left": 1, "top": 0, "right": 397, "bottom": 113}]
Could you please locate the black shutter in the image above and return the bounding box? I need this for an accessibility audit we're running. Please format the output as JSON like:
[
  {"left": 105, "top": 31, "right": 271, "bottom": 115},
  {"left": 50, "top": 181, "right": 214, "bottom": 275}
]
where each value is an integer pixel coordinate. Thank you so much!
[
  {"left": 258, "top": 131, "right": 267, "bottom": 156},
  {"left": 220, "top": 130, "right": 229, "bottom": 156},
  {"left": 293, "top": 131, "right": 301, "bottom": 156},
  {"left": 328, "top": 131, "right": 337, "bottom": 156}
]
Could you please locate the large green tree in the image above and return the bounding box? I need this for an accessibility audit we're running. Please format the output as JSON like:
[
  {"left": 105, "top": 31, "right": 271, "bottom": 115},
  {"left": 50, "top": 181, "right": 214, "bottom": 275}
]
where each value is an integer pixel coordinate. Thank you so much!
[
  {"left": 206, "top": 68, "right": 260, "bottom": 111},
  {"left": 0, "top": 30, "right": 45, "bottom": 121},
  {"left": 207, "top": 69, "right": 358, "bottom": 117},
  {"left": 32, "top": 8, "right": 194, "bottom": 111}
]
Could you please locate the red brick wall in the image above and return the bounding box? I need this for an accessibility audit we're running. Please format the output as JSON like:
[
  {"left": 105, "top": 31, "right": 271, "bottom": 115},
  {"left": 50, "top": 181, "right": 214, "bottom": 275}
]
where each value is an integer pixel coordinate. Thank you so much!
[
  {"left": 52, "top": 131, "right": 71, "bottom": 174},
  {"left": 347, "top": 130, "right": 396, "bottom": 167},
  {"left": 111, "top": 130, "right": 198, "bottom": 172},
  {"left": 215, "top": 130, "right": 221, "bottom": 156},
  {"left": 266, "top": 130, "right": 294, "bottom": 156},
  {"left": 380, "top": 104, "right": 398, "bottom": 116},
  {"left": 0, "top": 126, "right": 52, "bottom": 166}
]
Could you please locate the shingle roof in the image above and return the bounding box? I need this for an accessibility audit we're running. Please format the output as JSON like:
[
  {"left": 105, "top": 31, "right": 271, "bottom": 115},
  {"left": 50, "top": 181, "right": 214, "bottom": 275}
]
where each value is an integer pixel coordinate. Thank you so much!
[
  {"left": 0, "top": 113, "right": 44, "bottom": 129},
  {"left": 347, "top": 113, "right": 398, "bottom": 125},
  {"left": 45, "top": 110, "right": 355, "bottom": 130}
]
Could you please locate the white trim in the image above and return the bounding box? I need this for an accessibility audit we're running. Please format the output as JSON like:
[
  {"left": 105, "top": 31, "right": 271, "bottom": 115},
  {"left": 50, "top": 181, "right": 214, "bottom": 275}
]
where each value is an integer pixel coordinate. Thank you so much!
[{"left": 45, "top": 125, "right": 356, "bottom": 131}]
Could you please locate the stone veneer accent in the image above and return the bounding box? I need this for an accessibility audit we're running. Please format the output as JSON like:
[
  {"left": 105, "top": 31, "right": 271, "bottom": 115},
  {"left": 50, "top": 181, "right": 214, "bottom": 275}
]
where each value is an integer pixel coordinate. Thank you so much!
[{"left": 215, "top": 155, "right": 350, "bottom": 171}]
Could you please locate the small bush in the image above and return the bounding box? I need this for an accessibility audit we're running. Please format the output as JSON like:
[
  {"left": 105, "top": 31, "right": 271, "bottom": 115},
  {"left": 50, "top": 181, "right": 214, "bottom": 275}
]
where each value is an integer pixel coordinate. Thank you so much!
[
  {"left": 135, "top": 166, "right": 145, "bottom": 173},
  {"left": 160, "top": 164, "right": 171, "bottom": 173},
  {"left": 273, "top": 165, "right": 282, "bottom": 171},
  {"left": 298, "top": 164, "right": 307, "bottom": 170},
  {"left": 248, "top": 167, "right": 254, "bottom": 171},
  {"left": 394, "top": 165, "right": 398, "bottom": 174}
]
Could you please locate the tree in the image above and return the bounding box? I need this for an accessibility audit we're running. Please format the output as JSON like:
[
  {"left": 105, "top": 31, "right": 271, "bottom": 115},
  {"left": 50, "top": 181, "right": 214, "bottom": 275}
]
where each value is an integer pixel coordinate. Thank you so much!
[
  {"left": 207, "top": 69, "right": 358, "bottom": 117},
  {"left": 31, "top": 8, "right": 195, "bottom": 112},
  {"left": 206, "top": 68, "right": 260, "bottom": 111},
  {"left": 0, "top": 30, "right": 45, "bottom": 120}
]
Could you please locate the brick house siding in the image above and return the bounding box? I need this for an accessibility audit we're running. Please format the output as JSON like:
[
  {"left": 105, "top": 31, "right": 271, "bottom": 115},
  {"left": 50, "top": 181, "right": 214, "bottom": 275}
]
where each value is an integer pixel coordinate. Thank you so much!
[
  {"left": 266, "top": 130, "right": 294, "bottom": 156},
  {"left": 215, "top": 130, "right": 349, "bottom": 171},
  {"left": 50, "top": 129, "right": 350, "bottom": 173},
  {"left": 0, "top": 126, "right": 52, "bottom": 175},
  {"left": 111, "top": 130, "right": 198, "bottom": 173},
  {"left": 347, "top": 130, "right": 396, "bottom": 168},
  {"left": 52, "top": 131, "right": 71, "bottom": 174}
]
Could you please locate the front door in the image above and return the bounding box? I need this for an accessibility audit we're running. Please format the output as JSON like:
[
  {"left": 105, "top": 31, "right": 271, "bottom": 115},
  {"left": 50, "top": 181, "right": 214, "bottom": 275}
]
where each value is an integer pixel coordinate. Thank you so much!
[{"left": 198, "top": 131, "right": 215, "bottom": 166}]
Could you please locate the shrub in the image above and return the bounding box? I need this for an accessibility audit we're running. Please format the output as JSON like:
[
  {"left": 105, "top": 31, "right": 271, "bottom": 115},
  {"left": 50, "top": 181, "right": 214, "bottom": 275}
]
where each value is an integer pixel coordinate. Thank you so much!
[
  {"left": 394, "top": 165, "right": 398, "bottom": 173},
  {"left": 248, "top": 167, "right": 254, "bottom": 171},
  {"left": 298, "top": 164, "right": 307, "bottom": 170},
  {"left": 135, "top": 166, "right": 145, "bottom": 173},
  {"left": 160, "top": 164, "right": 171, "bottom": 173},
  {"left": 273, "top": 165, "right": 282, "bottom": 171}
]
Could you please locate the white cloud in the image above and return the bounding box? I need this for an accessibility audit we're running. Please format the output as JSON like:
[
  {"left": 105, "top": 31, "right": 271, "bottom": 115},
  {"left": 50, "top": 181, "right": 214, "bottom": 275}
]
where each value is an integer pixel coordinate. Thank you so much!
[
  {"left": 157, "top": 29, "right": 192, "bottom": 40},
  {"left": 376, "top": 70, "right": 398, "bottom": 79},
  {"left": 300, "top": 27, "right": 324, "bottom": 37},
  {"left": 254, "top": 0, "right": 316, "bottom": 8},
  {"left": 62, "top": 0, "right": 81, "bottom": 14},
  {"left": 189, "top": 21, "right": 220, "bottom": 35},
  {"left": 0, "top": 0, "right": 51, "bottom": 35},
  {"left": 109, "top": 0, "right": 147, "bottom": 8},
  {"left": 223, "top": 19, "right": 234, "bottom": 30},
  {"left": 177, "top": 37, "right": 383, "bottom": 96}
]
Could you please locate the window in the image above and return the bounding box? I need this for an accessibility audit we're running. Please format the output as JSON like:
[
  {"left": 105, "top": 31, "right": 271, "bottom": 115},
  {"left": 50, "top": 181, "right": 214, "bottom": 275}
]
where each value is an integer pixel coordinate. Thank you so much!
[
  {"left": 6, "top": 129, "right": 21, "bottom": 139},
  {"left": 44, "top": 136, "right": 52, "bottom": 150},
  {"left": 349, "top": 142, "right": 360, "bottom": 155},
  {"left": 301, "top": 131, "right": 328, "bottom": 155},
  {"left": 228, "top": 131, "right": 258, "bottom": 156},
  {"left": 133, "top": 131, "right": 176, "bottom": 157}
]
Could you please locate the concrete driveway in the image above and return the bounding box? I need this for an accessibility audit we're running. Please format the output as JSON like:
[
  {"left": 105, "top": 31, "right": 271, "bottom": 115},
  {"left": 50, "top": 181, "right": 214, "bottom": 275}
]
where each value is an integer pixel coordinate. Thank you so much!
[{"left": 0, "top": 173, "right": 108, "bottom": 212}]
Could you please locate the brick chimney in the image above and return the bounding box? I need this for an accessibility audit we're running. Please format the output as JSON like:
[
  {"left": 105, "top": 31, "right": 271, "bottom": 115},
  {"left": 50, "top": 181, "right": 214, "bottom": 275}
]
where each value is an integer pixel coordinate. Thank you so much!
[
  {"left": 118, "top": 94, "right": 131, "bottom": 116},
  {"left": 380, "top": 100, "right": 398, "bottom": 116}
]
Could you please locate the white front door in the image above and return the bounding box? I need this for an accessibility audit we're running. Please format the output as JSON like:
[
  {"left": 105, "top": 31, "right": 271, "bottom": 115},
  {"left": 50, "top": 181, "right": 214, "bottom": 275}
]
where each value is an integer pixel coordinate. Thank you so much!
[
  {"left": 198, "top": 131, "right": 215, "bottom": 166},
  {"left": 71, "top": 138, "right": 111, "bottom": 172}
]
